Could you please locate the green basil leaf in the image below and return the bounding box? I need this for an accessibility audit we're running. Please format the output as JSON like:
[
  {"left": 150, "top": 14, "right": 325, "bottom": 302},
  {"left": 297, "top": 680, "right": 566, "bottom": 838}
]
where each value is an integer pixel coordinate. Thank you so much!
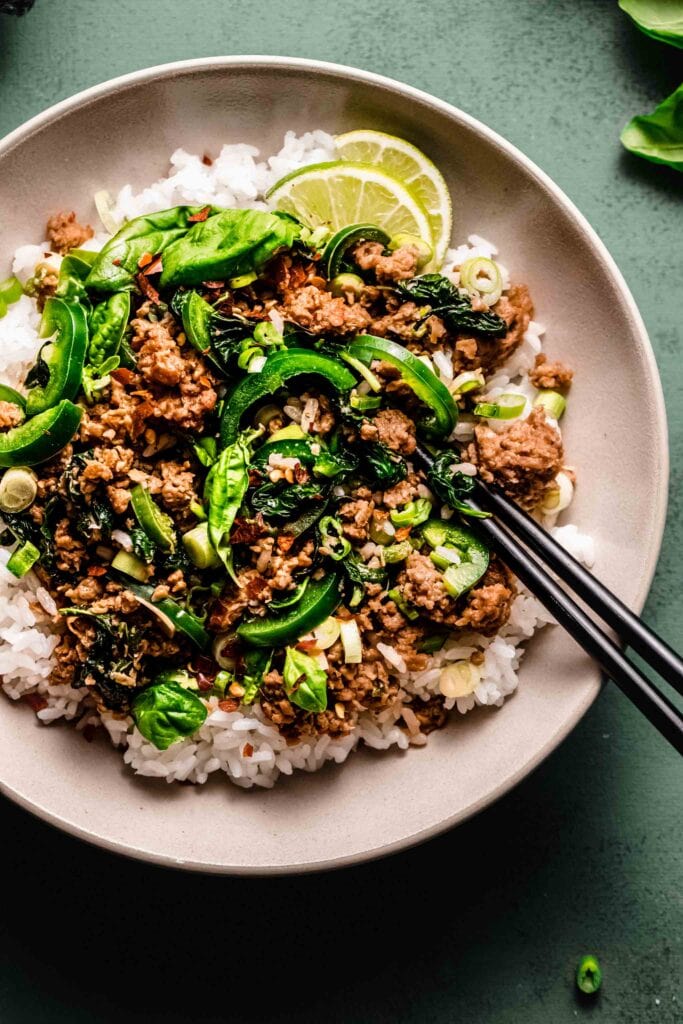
[
  {"left": 621, "top": 83, "right": 683, "bottom": 171},
  {"left": 208, "top": 428, "right": 261, "bottom": 582},
  {"left": 618, "top": 0, "right": 683, "bottom": 48},
  {"left": 160, "top": 209, "right": 302, "bottom": 288},
  {"left": 283, "top": 647, "right": 328, "bottom": 713},
  {"left": 132, "top": 681, "right": 207, "bottom": 750}
]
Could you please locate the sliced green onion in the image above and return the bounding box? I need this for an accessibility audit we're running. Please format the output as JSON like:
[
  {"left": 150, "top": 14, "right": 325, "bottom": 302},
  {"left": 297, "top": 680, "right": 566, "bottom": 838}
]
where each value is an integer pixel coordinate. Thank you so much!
[
  {"left": 269, "top": 422, "right": 306, "bottom": 442},
  {"left": 459, "top": 257, "right": 502, "bottom": 303},
  {"left": 253, "top": 321, "right": 283, "bottom": 347},
  {"left": 386, "top": 587, "right": 419, "bottom": 621},
  {"left": 383, "top": 540, "right": 414, "bottom": 564},
  {"left": 111, "top": 550, "right": 151, "bottom": 582},
  {"left": 429, "top": 544, "right": 462, "bottom": 570},
  {"left": 94, "top": 190, "right": 121, "bottom": 234},
  {"left": 229, "top": 271, "right": 258, "bottom": 289},
  {"left": 388, "top": 233, "right": 433, "bottom": 270},
  {"left": 247, "top": 353, "right": 267, "bottom": 374},
  {"left": 450, "top": 370, "right": 485, "bottom": 396},
  {"left": 182, "top": 522, "right": 221, "bottom": 570},
  {"left": 189, "top": 499, "right": 207, "bottom": 521},
  {"left": 534, "top": 389, "right": 566, "bottom": 420},
  {"left": 540, "top": 471, "right": 573, "bottom": 515},
  {"left": 339, "top": 618, "right": 362, "bottom": 664},
  {"left": 473, "top": 393, "right": 527, "bottom": 420},
  {"left": 576, "top": 955, "right": 602, "bottom": 996},
  {"left": 349, "top": 390, "right": 382, "bottom": 412},
  {"left": 0, "top": 467, "right": 37, "bottom": 513},
  {"left": 0, "top": 297, "right": 7, "bottom": 319},
  {"left": 319, "top": 515, "right": 351, "bottom": 561},
  {"left": 330, "top": 273, "right": 364, "bottom": 299},
  {"left": 439, "top": 661, "right": 481, "bottom": 698},
  {"left": 0, "top": 276, "right": 23, "bottom": 305},
  {"left": 313, "top": 616, "right": 341, "bottom": 651},
  {"left": 212, "top": 634, "right": 237, "bottom": 670},
  {"left": 237, "top": 344, "right": 263, "bottom": 371},
  {"left": 369, "top": 512, "right": 395, "bottom": 545},
  {"left": 213, "top": 670, "right": 233, "bottom": 697},
  {"left": 254, "top": 404, "right": 283, "bottom": 429},
  {"left": 442, "top": 562, "right": 485, "bottom": 598},
  {"left": 390, "top": 498, "right": 432, "bottom": 528},
  {"left": 6, "top": 540, "right": 40, "bottom": 578},
  {"left": 341, "top": 352, "right": 382, "bottom": 393}
]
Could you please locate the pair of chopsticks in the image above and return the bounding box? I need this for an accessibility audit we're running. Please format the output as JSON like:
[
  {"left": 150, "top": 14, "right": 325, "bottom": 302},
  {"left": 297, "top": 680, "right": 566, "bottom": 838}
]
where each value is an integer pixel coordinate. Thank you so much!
[{"left": 413, "top": 446, "right": 683, "bottom": 754}]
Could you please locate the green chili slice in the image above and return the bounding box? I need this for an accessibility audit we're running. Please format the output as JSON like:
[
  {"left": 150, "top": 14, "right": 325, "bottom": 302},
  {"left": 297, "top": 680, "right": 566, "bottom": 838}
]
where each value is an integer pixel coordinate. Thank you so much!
[
  {"left": 25, "top": 298, "right": 89, "bottom": 416},
  {"left": 237, "top": 572, "right": 342, "bottom": 647},
  {"left": 576, "top": 955, "right": 602, "bottom": 996},
  {"left": 347, "top": 335, "right": 457, "bottom": 439},
  {"left": 219, "top": 349, "right": 356, "bottom": 446},
  {"left": 322, "top": 223, "right": 391, "bottom": 278},
  {"left": 0, "top": 400, "right": 82, "bottom": 468},
  {"left": 130, "top": 484, "right": 176, "bottom": 552}
]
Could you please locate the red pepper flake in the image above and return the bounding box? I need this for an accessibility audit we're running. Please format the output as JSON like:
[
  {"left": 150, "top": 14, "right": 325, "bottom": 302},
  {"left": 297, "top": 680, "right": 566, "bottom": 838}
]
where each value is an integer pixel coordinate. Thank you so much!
[
  {"left": 23, "top": 693, "right": 48, "bottom": 713},
  {"left": 81, "top": 723, "right": 97, "bottom": 743},
  {"left": 231, "top": 514, "right": 267, "bottom": 544},
  {"left": 293, "top": 463, "right": 308, "bottom": 484},
  {"left": 188, "top": 205, "right": 211, "bottom": 223},
  {"left": 112, "top": 258, "right": 122, "bottom": 267},
  {"left": 111, "top": 367, "right": 135, "bottom": 385},
  {"left": 242, "top": 743, "right": 254, "bottom": 758},
  {"left": 202, "top": 154, "right": 213, "bottom": 167},
  {"left": 87, "top": 565, "right": 107, "bottom": 577},
  {"left": 142, "top": 256, "right": 163, "bottom": 276},
  {"left": 192, "top": 654, "right": 218, "bottom": 681},
  {"left": 394, "top": 527, "right": 412, "bottom": 542},
  {"left": 198, "top": 376, "right": 211, "bottom": 388},
  {"left": 197, "top": 675, "right": 214, "bottom": 692},
  {"left": 137, "top": 251, "right": 154, "bottom": 269},
  {"left": 248, "top": 468, "right": 262, "bottom": 488},
  {"left": 132, "top": 400, "right": 155, "bottom": 436},
  {"left": 218, "top": 698, "right": 240, "bottom": 712},
  {"left": 135, "top": 272, "right": 160, "bottom": 304},
  {"left": 295, "top": 639, "right": 317, "bottom": 653},
  {"left": 276, "top": 534, "right": 295, "bottom": 553}
]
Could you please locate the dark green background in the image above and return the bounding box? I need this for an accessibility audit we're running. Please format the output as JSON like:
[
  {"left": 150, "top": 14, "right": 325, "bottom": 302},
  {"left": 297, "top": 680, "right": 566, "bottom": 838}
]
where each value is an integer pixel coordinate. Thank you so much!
[{"left": 0, "top": 1, "right": 681, "bottom": 1021}]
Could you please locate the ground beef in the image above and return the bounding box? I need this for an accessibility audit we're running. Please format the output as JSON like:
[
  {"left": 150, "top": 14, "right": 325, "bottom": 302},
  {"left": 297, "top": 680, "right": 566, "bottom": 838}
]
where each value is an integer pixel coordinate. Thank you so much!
[
  {"left": 353, "top": 241, "right": 419, "bottom": 283},
  {"left": 46, "top": 211, "right": 93, "bottom": 254},
  {"left": 0, "top": 401, "right": 23, "bottom": 430},
  {"left": 78, "top": 445, "right": 135, "bottom": 495},
  {"left": 132, "top": 314, "right": 186, "bottom": 386},
  {"left": 455, "top": 559, "right": 516, "bottom": 636},
  {"left": 469, "top": 406, "right": 563, "bottom": 509},
  {"left": 338, "top": 491, "right": 375, "bottom": 542},
  {"left": 63, "top": 576, "right": 105, "bottom": 605},
  {"left": 398, "top": 551, "right": 456, "bottom": 623},
  {"left": 359, "top": 408, "right": 416, "bottom": 455},
  {"left": 279, "top": 284, "right": 371, "bottom": 335},
  {"left": 54, "top": 517, "right": 86, "bottom": 574},
  {"left": 368, "top": 300, "right": 422, "bottom": 341},
  {"left": 79, "top": 378, "right": 144, "bottom": 445},
  {"left": 379, "top": 472, "right": 423, "bottom": 510},
  {"left": 149, "top": 350, "right": 217, "bottom": 433},
  {"left": 404, "top": 694, "right": 448, "bottom": 734},
  {"left": 156, "top": 459, "right": 198, "bottom": 512},
  {"left": 50, "top": 633, "right": 81, "bottom": 686},
  {"left": 396, "top": 551, "right": 514, "bottom": 635},
  {"left": 529, "top": 353, "right": 574, "bottom": 390},
  {"left": 453, "top": 284, "right": 534, "bottom": 373}
]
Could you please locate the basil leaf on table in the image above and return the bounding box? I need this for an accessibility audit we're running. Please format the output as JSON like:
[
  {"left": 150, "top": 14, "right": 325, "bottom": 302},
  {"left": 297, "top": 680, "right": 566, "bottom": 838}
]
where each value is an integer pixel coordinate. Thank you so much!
[
  {"left": 621, "top": 83, "right": 683, "bottom": 172},
  {"left": 86, "top": 206, "right": 221, "bottom": 291},
  {"left": 132, "top": 681, "right": 208, "bottom": 750},
  {"left": 283, "top": 647, "right": 328, "bottom": 713},
  {"left": 160, "top": 209, "right": 302, "bottom": 288},
  {"left": 618, "top": 0, "right": 683, "bottom": 48}
]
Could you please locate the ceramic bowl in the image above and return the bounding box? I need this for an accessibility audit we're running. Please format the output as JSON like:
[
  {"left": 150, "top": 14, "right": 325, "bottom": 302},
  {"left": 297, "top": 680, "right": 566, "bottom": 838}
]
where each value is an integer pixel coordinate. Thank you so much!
[{"left": 0, "top": 57, "right": 668, "bottom": 873}]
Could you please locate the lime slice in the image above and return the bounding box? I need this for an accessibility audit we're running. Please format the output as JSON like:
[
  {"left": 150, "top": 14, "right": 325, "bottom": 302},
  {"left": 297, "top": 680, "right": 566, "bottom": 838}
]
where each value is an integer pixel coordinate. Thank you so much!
[
  {"left": 266, "top": 161, "right": 432, "bottom": 248},
  {"left": 335, "top": 130, "right": 452, "bottom": 263}
]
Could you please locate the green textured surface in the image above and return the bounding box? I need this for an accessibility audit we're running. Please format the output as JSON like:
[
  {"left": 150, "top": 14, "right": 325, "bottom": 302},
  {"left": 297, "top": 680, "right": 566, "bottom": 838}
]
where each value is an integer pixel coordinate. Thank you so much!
[{"left": 0, "top": 1, "right": 681, "bottom": 1021}]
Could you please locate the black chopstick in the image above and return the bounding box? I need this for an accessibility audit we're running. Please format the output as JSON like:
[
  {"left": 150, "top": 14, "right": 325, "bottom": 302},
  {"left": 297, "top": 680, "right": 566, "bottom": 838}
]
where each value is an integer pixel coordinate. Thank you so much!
[
  {"left": 473, "top": 478, "right": 683, "bottom": 697},
  {"left": 412, "top": 446, "right": 683, "bottom": 754}
]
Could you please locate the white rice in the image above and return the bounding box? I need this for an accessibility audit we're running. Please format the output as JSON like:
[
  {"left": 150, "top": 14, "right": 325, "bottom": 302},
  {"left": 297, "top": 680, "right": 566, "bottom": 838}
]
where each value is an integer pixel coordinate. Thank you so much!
[{"left": 0, "top": 129, "right": 594, "bottom": 788}]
